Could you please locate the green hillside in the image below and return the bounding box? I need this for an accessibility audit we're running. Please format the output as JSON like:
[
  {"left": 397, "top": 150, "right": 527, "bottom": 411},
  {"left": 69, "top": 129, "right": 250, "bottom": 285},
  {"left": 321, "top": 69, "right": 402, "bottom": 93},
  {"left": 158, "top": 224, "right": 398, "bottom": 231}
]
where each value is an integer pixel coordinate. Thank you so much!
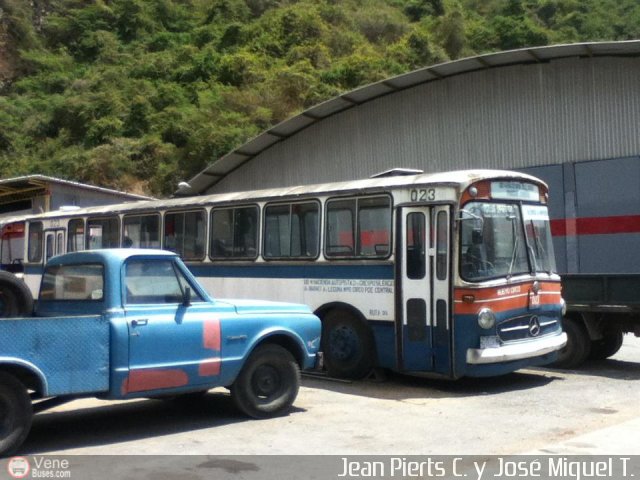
[{"left": 1, "top": 0, "right": 639, "bottom": 196}]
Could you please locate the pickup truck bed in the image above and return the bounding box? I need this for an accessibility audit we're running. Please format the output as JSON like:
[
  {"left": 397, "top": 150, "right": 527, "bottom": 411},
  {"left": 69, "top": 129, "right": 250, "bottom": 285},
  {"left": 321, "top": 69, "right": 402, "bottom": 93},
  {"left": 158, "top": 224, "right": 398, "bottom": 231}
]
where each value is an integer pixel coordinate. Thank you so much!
[{"left": 0, "top": 315, "right": 109, "bottom": 396}]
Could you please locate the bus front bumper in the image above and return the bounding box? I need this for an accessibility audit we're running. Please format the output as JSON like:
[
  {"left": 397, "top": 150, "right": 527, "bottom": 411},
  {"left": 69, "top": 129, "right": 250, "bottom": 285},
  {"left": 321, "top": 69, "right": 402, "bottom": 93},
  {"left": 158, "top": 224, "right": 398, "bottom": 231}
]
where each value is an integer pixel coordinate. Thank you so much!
[{"left": 466, "top": 333, "right": 567, "bottom": 365}]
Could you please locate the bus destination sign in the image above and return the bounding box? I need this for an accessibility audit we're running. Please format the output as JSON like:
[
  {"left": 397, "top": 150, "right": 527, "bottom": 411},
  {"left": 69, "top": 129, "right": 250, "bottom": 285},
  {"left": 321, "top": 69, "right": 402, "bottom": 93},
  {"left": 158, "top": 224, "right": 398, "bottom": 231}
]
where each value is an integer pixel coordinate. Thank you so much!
[{"left": 491, "top": 181, "right": 539, "bottom": 201}]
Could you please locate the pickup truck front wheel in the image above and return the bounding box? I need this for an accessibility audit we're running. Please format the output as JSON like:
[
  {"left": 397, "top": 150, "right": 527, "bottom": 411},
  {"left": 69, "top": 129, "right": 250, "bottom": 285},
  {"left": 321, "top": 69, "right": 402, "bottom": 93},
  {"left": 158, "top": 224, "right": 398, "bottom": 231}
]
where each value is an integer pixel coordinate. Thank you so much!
[
  {"left": 0, "top": 372, "right": 33, "bottom": 456},
  {"left": 231, "top": 344, "right": 300, "bottom": 419}
]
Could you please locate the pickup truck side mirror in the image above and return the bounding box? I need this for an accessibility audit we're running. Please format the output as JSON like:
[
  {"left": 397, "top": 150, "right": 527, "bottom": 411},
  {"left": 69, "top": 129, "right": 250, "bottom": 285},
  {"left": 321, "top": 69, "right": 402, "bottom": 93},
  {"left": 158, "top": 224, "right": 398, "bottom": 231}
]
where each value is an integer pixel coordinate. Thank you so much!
[{"left": 182, "top": 286, "right": 192, "bottom": 307}]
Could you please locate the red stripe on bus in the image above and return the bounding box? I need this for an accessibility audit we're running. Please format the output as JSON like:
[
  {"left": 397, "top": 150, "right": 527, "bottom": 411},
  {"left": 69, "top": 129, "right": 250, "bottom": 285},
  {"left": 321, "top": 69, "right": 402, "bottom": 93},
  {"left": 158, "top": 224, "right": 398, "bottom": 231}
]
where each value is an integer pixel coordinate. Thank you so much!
[
  {"left": 454, "top": 283, "right": 561, "bottom": 315},
  {"left": 551, "top": 215, "right": 640, "bottom": 237}
]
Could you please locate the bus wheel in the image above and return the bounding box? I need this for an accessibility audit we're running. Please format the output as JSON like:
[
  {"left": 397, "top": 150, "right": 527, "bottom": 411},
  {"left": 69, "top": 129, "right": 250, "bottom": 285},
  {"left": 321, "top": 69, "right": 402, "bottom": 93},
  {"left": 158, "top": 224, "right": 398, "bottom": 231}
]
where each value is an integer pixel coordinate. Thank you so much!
[
  {"left": 0, "top": 372, "right": 33, "bottom": 456},
  {"left": 322, "top": 310, "right": 374, "bottom": 379},
  {"left": 552, "top": 317, "right": 591, "bottom": 369},
  {"left": 589, "top": 327, "right": 624, "bottom": 360},
  {"left": 231, "top": 344, "right": 300, "bottom": 419},
  {"left": 0, "top": 272, "right": 33, "bottom": 318}
]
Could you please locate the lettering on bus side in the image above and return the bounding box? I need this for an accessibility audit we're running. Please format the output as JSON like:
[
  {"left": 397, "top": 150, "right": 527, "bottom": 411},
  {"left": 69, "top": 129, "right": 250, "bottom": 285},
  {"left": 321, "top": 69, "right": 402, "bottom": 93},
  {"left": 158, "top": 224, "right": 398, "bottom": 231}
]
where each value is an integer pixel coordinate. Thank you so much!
[{"left": 409, "top": 188, "right": 436, "bottom": 202}]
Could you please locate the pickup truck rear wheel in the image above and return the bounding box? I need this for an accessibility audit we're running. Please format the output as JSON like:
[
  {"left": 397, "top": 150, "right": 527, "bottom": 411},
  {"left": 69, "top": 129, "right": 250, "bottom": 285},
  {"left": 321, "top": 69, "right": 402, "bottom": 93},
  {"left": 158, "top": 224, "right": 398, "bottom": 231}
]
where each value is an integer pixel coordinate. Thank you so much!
[
  {"left": 0, "top": 372, "right": 33, "bottom": 456},
  {"left": 589, "top": 327, "right": 624, "bottom": 360},
  {"left": 231, "top": 344, "right": 300, "bottom": 419},
  {"left": 0, "top": 272, "right": 33, "bottom": 318}
]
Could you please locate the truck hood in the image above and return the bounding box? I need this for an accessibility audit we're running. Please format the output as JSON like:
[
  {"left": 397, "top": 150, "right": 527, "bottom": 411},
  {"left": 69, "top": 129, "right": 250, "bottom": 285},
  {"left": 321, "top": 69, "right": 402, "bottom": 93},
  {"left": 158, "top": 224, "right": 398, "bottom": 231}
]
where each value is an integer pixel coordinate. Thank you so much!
[{"left": 217, "top": 299, "right": 313, "bottom": 315}]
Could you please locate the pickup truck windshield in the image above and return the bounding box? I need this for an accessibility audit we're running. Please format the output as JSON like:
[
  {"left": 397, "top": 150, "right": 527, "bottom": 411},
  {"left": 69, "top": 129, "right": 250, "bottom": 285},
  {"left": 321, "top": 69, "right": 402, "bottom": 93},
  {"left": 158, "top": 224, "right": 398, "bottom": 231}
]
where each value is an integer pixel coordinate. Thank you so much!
[{"left": 40, "top": 264, "right": 104, "bottom": 301}]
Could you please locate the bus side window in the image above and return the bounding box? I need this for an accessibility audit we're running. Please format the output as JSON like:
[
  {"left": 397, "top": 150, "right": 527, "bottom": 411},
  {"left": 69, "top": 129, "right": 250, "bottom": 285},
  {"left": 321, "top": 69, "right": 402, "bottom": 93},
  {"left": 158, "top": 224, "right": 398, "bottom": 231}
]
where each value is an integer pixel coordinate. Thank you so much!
[
  {"left": 264, "top": 205, "right": 289, "bottom": 257},
  {"left": 46, "top": 234, "right": 54, "bottom": 261},
  {"left": 56, "top": 232, "right": 64, "bottom": 255},
  {"left": 293, "top": 203, "right": 319, "bottom": 257},
  {"left": 28, "top": 222, "right": 44, "bottom": 263},
  {"left": 210, "top": 206, "right": 259, "bottom": 260},
  {"left": 325, "top": 199, "right": 355, "bottom": 257},
  {"left": 264, "top": 202, "right": 319, "bottom": 259},
  {"left": 358, "top": 196, "right": 391, "bottom": 257},
  {"left": 87, "top": 216, "right": 120, "bottom": 249},
  {"left": 123, "top": 214, "right": 160, "bottom": 249},
  {"left": 326, "top": 196, "right": 391, "bottom": 258},
  {"left": 67, "top": 219, "right": 85, "bottom": 252},
  {"left": 436, "top": 210, "right": 448, "bottom": 280},
  {"left": 406, "top": 213, "right": 426, "bottom": 279},
  {"left": 164, "top": 210, "right": 206, "bottom": 260}
]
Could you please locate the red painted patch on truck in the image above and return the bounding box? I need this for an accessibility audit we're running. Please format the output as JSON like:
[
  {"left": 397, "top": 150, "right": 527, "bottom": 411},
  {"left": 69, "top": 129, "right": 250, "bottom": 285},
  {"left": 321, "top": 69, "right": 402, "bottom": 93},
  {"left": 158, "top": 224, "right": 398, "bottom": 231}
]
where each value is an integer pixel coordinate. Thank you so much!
[
  {"left": 198, "top": 358, "right": 221, "bottom": 376},
  {"left": 203, "top": 318, "right": 221, "bottom": 350},
  {"left": 122, "top": 369, "right": 189, "bottom": 394},
  {"left": 199, "top": 318, "right": 222, "bottom": 377}
]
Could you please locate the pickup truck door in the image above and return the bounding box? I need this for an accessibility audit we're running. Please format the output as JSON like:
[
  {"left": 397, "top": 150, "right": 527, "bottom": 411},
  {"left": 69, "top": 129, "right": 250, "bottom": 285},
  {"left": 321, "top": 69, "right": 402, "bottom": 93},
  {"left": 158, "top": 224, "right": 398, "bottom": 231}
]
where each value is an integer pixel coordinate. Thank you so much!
[{"left": 122, "top": 258, "right": 222, "bottom": 395}]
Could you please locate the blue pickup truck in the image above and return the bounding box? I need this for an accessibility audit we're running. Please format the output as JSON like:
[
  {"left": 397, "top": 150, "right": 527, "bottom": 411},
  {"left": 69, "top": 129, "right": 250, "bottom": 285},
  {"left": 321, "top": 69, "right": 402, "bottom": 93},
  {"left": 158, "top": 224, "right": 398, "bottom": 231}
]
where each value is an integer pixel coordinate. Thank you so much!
[{"left": 0, "top": 249, "right": 321, "bottom": 455}]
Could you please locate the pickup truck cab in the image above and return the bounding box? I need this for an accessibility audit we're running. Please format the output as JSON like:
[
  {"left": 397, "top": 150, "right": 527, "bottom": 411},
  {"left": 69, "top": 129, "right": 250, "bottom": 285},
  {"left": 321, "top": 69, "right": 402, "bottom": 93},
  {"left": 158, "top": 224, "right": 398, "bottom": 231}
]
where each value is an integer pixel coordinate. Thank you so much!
[{"left": 0, "top": 249, "right": 321, "bottom": 455}]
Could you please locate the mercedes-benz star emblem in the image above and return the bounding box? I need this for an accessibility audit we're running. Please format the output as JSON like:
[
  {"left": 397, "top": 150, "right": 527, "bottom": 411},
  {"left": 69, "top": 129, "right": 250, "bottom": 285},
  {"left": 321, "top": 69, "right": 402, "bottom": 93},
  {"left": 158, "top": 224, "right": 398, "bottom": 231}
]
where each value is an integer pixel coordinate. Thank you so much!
[{"left": 529, "top": 316, "right": 541, "bottom": 337}]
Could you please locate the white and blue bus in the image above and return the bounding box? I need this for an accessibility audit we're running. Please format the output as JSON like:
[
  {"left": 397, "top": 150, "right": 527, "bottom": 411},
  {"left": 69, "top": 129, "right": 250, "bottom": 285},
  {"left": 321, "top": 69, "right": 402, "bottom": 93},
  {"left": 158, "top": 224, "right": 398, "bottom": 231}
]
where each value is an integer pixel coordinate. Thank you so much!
[{"left": 1, "top": 169, "right": 566, "bottom": 379}]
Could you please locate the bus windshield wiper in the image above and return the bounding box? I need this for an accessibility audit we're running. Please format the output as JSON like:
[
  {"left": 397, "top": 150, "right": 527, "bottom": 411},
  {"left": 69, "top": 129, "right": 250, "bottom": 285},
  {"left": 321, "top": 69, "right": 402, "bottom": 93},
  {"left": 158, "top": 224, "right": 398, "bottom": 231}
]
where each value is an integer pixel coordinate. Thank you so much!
[{"left": 507, "top": 215, "right": 519, "bottom": 278}]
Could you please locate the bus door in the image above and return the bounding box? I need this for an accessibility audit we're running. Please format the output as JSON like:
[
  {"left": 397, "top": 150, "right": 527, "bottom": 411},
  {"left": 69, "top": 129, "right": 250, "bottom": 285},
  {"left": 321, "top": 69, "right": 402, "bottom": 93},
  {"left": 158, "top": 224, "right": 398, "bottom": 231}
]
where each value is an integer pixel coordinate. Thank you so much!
[
  {"left": 44, "top": 229, "right": 65, "bottom": 262},
  {"left": 431, "top": 205, "right": 452, "bottom": 376},
  {"left": 398, "top": 207, "right": 433, "bottom": 371},
  {"left": 398, "top": 206, "right": 453, "bottom": 373}
]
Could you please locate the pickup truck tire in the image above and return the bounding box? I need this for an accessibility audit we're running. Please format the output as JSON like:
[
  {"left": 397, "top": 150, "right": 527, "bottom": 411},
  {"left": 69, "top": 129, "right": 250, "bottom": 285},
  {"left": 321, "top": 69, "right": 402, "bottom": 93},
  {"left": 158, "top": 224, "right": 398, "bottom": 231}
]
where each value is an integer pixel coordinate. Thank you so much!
[
  {"left": 321, "top": 310, "right": 374, "bottom": 379},
  {"left": 589, "top": 327, "right": 624, "bottom": 360},
  {"left": 0, "top": 272, "right": 33, "bottom": 318},
  {"left": 231, "top": 344, "right": 300, "bottom": 419},
  {"left": 0, "top": 372, "right": 33, "bottom": 456},
  {"left": 552, "top": 317, "right": 591, "bottom": 369}
]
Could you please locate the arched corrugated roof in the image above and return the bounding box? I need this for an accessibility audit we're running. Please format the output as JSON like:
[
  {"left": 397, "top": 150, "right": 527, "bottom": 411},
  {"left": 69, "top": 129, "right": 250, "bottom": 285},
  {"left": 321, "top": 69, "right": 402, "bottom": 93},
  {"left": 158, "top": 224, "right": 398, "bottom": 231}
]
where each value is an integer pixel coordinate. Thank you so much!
[{"left": 178, "top": 40, "right": 640, "bottom": 196}]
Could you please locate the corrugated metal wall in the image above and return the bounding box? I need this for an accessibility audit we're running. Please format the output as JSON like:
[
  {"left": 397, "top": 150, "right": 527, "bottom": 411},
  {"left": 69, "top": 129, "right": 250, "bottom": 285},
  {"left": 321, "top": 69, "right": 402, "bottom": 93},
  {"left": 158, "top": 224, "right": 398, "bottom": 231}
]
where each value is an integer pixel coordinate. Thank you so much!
[
  {"left": 49, "top": 184, "right": 140, "bottom": 210},
  {"left": 209, "top": 56, "right": 640, "bottom": 193}
]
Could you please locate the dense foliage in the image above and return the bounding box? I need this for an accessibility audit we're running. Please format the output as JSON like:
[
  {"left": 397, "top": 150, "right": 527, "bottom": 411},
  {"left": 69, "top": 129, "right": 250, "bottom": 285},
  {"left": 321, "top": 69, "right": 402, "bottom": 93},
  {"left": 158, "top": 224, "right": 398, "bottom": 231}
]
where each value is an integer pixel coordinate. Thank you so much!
[{"left": 1, "top": 0, "right": 639, "bottom": 196}]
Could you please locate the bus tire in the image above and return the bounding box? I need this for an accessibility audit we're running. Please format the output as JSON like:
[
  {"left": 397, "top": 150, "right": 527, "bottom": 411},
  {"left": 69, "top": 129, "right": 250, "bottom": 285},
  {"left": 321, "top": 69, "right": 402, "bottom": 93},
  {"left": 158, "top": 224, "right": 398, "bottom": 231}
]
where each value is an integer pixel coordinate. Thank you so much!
[
  {"left": 0, "top": 372, "right": 33, "bottom": 456},
  {"left": 0, "top": 272, "right": 33, "bottom": 318},
  {"left": 589, "top": 327, "right": 624, "bottom": 360},
  {"left": 231, "top": 344, "right": 300, "bottom": 419},
  {"left": 552, "top": 317, "right": 591, "bottom": 369},
  {"left": 322, "top": 310, "right": 374, "bottom": 379}
]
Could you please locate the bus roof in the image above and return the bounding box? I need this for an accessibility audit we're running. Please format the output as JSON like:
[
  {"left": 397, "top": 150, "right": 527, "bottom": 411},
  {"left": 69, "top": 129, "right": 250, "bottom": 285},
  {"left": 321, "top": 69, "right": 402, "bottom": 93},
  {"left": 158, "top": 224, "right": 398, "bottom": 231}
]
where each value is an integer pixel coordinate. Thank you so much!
[{"left": 16, "top": 169, "right": 545, "bottom": 222}]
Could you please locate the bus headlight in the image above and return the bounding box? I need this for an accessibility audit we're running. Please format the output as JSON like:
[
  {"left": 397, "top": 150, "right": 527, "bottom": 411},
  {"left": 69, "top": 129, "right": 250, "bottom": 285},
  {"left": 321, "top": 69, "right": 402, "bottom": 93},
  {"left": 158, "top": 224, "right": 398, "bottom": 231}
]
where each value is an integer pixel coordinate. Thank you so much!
[
  {"left": 560, "top": 297, "right": 567, "bottom": 316},
  {"left": 478, "top": 308, "right": 496, "bottom": 329}
]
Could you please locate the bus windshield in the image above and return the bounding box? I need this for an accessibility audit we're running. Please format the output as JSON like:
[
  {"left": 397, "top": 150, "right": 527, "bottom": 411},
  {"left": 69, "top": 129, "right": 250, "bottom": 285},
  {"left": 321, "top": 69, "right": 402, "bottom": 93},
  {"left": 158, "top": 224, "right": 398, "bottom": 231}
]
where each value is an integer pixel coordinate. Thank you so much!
[
  {"left": 460, "top": 202, "right": 556, "bottom": 281},
  {"left": 522, "top": 204, "right": 557, "bottom": 274}
]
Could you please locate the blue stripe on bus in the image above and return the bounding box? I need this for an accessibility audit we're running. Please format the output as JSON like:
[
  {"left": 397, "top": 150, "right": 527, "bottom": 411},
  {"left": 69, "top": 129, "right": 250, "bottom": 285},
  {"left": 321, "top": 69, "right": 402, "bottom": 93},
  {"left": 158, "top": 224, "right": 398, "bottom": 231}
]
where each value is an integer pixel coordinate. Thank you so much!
[
  {"left": 25, "top": 265, "right": 44, "bottom": 275},
  {"left": 188, "top": 263, "right": 395, "bottom": 280}
]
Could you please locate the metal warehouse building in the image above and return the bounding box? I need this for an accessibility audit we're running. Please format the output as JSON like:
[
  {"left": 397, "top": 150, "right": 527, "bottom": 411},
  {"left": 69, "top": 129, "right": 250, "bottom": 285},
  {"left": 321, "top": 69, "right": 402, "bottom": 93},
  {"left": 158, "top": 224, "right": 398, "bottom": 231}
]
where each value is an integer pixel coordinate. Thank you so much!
[
  {"left": 0, "top": 175, "right": 152, "bottom": 219},
  {"left": 181, "top": 40, "right": 640, "bottom": 275}
]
